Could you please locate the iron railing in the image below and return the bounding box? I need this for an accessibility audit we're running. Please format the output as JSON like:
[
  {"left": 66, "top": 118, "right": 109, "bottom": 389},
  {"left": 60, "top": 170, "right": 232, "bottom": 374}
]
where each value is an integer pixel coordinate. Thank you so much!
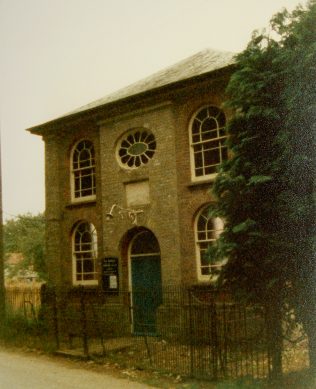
[
  {"left": 5, "top": 285, "right": 308, "bottom": 381},
  {"left": 39, "top": 285, "right": 271, "bottom": 380}
]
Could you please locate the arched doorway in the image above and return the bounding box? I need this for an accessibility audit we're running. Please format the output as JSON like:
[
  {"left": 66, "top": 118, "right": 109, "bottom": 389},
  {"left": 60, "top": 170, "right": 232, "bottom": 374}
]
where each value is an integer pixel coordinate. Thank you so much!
[{"left": 129, "top": 229, "right": 162, "bottom": 334}]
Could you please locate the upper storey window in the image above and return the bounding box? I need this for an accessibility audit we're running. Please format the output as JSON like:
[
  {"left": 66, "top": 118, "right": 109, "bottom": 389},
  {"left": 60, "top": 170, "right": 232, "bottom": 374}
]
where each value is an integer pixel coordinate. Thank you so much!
[
  {"left": 117, "top": 129, "right": 156, "bottom": 169},
  {"left": 71, "top": 140, "right": 96, "bottom": 201},
  {"left": 190, "top": 106, "right": 227, "bottom": 181}
]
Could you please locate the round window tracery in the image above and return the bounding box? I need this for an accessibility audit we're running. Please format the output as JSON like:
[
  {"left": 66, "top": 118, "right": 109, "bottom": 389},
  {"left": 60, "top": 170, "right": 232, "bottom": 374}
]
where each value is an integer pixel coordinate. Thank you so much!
[{"left": 117, "top": 129, "right": 156, "bottom": 169}]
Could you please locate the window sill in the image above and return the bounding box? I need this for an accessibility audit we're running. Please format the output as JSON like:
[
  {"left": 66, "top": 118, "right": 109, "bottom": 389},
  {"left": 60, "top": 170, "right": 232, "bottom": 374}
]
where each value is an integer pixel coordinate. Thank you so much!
[
  {"left": 66, "top": 199, "right": 96, "bottom": 209},
  {"left": 187, "top": 178, "right": 215, "bottom": 188},
  {"left": 192, "top": 281, "right": 216, "bottom": 288},
  {"left": 72, "top": 282, "right": 98, "bottom": 288}
]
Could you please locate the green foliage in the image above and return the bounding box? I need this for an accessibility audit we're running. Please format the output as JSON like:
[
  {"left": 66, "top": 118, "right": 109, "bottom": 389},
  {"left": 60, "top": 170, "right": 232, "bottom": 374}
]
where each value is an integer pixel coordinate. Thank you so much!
[
  {"left": 4, "top": 213, "right": 46, "bottom": 280},
  {"left": 211, "top": 0, "right": 316, "bottom": 335},
  {"left": 0, "top": 308, "right": 53, "bottom": 351}
]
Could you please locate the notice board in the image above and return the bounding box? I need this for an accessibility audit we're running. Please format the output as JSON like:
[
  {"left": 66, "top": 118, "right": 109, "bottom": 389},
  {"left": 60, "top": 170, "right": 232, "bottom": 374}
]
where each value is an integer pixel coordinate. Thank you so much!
[{"left": 102, "top": 257, "right": 119, "bottom": 293}]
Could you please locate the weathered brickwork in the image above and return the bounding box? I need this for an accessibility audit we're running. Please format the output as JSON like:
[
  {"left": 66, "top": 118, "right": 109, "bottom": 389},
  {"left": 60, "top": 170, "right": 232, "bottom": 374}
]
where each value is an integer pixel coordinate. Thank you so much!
[
  {"left": 100, "top": 102, "right": 182, "bottom": 288},
  {"left": 30, "top": 55, "right": 233, "bottom": 292},
  {"left": 43, "top": 121, "right": 103, "bottom": 287},
  {"left": 173, "top": 75, "right": 233, "bottom": 285}
]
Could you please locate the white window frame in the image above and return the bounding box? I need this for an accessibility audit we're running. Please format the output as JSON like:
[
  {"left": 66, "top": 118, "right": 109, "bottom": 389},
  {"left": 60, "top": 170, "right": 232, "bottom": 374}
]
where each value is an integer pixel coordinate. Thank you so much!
[
  {"left": 195, "top": 205, "right": 225, "bottom": 282},
  {"left": 70, "top": 139, "right": 96, "bottom": 202},
  {"left": 72, "top": 221, "right": 98, "bottom": 286},
  {"left": 189, "top": 105, "right": 227, "bottom": 182},
  {"left": 116, "top": 128, "right": 156, "bottom": 169}
]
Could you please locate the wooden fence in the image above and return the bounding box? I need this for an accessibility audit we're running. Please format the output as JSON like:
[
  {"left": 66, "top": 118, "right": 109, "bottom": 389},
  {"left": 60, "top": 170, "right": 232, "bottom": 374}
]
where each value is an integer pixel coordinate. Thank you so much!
[{"left": 5, "top": 283, "right": 43, "bottom": 319}]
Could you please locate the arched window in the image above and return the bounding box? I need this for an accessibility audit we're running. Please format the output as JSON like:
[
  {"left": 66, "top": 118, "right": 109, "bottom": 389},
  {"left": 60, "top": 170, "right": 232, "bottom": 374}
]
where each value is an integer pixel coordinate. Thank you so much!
[
  {"left": 190, "top": 106, "right": 227, "bottom": 180},
  {"left": 71, "top": 140, "right": 96, "bottom": 201},
  {"left": 72, "top": 221, "right": 98, "bottom": 285},
  {"left": 195, "top": 205, "right": 224, "bottom": 281}
]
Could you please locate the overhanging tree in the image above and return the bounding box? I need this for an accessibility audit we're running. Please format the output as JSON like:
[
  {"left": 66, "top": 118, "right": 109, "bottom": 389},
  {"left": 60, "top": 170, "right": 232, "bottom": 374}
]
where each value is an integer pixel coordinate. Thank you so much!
[
  {"left": 4, "top": 213, "right": 46, "bottom": 281},
  {"left": 211, "top": 0, "right": 316, "bottom": 374}
]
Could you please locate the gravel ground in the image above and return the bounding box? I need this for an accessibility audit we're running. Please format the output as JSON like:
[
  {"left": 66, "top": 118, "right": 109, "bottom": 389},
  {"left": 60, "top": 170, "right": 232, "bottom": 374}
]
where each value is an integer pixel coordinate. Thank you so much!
[{"left": 0, "top": 348, "right": 158, "bottom": 389}]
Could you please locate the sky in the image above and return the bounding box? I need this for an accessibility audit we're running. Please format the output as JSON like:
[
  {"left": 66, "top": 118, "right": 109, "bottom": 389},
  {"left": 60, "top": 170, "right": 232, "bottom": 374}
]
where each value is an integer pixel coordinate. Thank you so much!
[{"left": 0, "top": 0, "right": 303, "bottom": 220}]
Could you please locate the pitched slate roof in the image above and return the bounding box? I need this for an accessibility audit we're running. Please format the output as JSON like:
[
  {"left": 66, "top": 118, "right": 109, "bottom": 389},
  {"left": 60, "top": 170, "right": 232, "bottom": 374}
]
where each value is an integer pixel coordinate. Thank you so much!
[
  {"left": 28, "top": 48, "right": 235, "bottom": 132},
  {"left": 68, "top": 48, "right": 235, "bottom": 116}
]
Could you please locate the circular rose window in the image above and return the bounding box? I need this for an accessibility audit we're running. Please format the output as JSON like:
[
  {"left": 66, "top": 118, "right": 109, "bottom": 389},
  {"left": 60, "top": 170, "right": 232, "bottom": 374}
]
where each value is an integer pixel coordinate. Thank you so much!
[{"left": 117, "top": 129, "right": 156, "bottom": 168}]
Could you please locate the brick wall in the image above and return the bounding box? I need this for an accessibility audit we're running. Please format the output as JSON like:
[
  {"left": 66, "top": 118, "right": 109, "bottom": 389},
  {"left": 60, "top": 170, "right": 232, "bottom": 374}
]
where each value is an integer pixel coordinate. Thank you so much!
[
  {"left": 44, "top": 121, "right": 103, "bottom": 287},
  {"left": 99, "top": 102, "right": 182, "bottom": 287},
  {"left": 42, "top": 71, "right": 231, "bottom": 289},
  {"left": 173, "top": 75, "right": 232, "bottom": 285}
]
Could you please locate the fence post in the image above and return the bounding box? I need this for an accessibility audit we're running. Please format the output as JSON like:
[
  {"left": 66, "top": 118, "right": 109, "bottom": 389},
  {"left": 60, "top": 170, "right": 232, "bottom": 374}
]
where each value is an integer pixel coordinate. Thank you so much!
[
  {"left": 188, "top": 287, "right": 194, "bottom": 377},
  {"left": 210, "top": 299, "right": 218, "bottom": 380},
  {"left": 52, "top": 288, "right": 60, "bottom": 350},
  {"left": 266, "top": 301, "right": 283, "bottom": 382},
  {"left": 80, "top": 287, "right": 89, "bottom": 357}
]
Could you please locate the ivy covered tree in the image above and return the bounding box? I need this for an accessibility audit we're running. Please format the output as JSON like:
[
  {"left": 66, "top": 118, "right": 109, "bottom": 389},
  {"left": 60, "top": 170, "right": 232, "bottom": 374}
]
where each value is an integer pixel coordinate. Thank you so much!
[
  {"left": 211, "top": 0, "right": 316, "bottom": 374},
  {"left": 4, "top": 213, "right": 46, "bottom": 281}
]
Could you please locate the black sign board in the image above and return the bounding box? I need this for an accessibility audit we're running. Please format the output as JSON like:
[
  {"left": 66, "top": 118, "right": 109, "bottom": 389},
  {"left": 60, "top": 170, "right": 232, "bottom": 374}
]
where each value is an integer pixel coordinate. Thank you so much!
[{"left": 102, "top": 257, "right": 119, "bottom": 293}]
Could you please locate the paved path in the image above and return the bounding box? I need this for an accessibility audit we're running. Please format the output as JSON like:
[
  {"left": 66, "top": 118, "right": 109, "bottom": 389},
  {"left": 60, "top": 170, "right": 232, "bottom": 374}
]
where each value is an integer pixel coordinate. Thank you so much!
[{"left": 0, "top": 349, "right": 155, "bottom": 389}]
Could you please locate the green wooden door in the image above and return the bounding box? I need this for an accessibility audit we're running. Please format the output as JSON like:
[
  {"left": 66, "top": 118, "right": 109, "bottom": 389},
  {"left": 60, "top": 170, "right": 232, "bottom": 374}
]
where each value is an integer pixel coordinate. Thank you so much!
[{"left": 130, "top": 231, "right": 162, "bottom": 335}]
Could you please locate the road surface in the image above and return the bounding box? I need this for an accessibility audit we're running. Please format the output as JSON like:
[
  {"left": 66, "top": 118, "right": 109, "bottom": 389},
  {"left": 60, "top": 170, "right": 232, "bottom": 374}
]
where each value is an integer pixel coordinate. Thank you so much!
[{"left": 0, "top": 349, "right": 156, "bottom": 389}]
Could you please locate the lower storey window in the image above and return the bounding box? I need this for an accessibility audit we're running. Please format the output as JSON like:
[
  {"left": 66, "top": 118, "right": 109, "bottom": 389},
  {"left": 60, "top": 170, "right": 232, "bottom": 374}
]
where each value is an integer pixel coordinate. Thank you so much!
[
  {"left": 195, "top": 206, "right": 224, "bottom": 281},
  {"left": 72, "top": 221, "right": 98, "bottom": 285}
]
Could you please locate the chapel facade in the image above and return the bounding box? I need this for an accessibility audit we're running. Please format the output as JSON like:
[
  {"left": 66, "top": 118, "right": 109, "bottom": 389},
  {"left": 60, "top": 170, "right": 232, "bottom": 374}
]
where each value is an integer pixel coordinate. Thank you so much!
[{"left": 28, "top": 49, "right": 235, "bottom": 295}]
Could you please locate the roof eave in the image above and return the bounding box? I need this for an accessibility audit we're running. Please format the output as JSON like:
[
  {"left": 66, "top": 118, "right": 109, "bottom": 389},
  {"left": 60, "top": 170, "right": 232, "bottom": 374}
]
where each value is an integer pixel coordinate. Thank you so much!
[{"left": 27, "top": 62, "right": 235, "bottom": 136}]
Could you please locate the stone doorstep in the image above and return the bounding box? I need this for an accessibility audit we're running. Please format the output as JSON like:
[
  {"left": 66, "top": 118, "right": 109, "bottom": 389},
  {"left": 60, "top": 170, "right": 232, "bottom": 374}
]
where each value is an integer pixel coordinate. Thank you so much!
[
  {"left": 55, "top": 337, "right": 135, "bottom": 359},
  {"left": 54, "top": 349, "right": 90, "bottom": 360}
]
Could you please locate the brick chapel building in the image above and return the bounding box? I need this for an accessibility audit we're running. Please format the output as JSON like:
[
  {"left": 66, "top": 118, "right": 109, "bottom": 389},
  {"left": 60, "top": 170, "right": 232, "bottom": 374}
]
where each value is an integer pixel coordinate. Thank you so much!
[{"left": 28, "top": 49, "right": 235, "bottom": 298}]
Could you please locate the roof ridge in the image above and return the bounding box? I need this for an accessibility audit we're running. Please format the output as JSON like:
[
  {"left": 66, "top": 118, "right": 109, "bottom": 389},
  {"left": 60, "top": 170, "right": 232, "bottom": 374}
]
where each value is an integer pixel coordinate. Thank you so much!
[
  {"left": 65, "top": 48, "right": 235, "bottom": 116},
  {"left": 28, "top": 48, "right": 236, "bottom": 130}
]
